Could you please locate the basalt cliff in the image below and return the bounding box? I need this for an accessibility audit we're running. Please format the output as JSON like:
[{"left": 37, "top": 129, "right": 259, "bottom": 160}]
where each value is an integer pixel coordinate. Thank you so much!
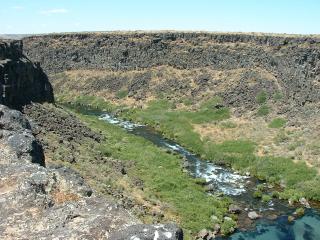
[
  {"left": 23, "top": 32, "right": 320, "bottom": 108},
  {"left": 0, "top": 40, "right": 54, "bottom": 109}
]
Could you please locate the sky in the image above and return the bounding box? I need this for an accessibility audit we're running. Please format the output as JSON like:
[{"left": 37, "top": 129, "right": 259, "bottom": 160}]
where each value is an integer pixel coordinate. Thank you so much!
[{"left": 1, "top": 0, "right": 320, "bottom": 35}]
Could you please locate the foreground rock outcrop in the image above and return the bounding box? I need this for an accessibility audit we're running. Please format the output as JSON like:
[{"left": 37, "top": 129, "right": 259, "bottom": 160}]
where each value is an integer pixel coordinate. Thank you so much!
[
  {"left": 0, "top": 40, "right": 54, "bottom": 109},
  {"left": 0, "top": 104, "right": 183, "bottom": 239}
]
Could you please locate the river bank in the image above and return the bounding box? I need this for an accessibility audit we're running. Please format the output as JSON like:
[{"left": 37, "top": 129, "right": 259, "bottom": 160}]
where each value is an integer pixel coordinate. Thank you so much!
[{"left": 58, "top": 100, "right": 320, "bottom": 239}]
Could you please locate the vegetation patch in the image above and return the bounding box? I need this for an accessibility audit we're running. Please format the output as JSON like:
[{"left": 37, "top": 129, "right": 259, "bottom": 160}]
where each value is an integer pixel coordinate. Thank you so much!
[
  {"left": 274, "top": 130, "right": 290, "bottom": 144},
  {"left": 116, "top": 89, "right": 129, "bottom": 99},
  {"left": 257, "top": 105, "right": 270, "bottom": 116},
  {"left": 220, "top": 121, "right": 237, "bottom": 129},
  {"left": 58, "top": 95, "right": 320, "bottom": 202},
  {"left": 273, "top": 91, "right": 283, "bottom": 101},
  {"left": 75, "top": 112, "right": 234, "bottom": 236},
  {"left": 256, "top": 90, "right": 268, "bottom": 104},
  {"left": 268, "top": 118, "right": 287, "bottom": 128}
]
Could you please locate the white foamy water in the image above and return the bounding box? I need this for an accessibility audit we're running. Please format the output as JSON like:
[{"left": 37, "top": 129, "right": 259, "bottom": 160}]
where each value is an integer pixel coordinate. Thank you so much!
[
  {"left": 163, "top": 142, "right": 249, "bottom": 195},
  {"left": 99, "top": 113, "right": 249, "bottom": 196},
  {"left": 99, "top": 113, "right": 143, "bottom": 130}
]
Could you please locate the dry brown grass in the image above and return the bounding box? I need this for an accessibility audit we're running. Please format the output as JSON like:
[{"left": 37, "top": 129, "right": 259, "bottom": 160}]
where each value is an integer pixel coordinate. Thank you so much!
[
  {"left": 51, "top": 189, "right": 80, "bottom": 204},
  {"left": 193, "top": 111, "right": 320, "bottom": 174},
  {"left": 52, "top": 65, "right": 278, "bottom": 110},
  {"left": 0, "top": 178, "right": 18, "bottom": 195}
]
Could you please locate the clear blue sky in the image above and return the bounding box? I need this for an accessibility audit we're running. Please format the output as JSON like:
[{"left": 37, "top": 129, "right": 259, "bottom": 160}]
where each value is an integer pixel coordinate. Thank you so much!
[{"left": 1, "top": 0, "right": 319, "bottom": 34}]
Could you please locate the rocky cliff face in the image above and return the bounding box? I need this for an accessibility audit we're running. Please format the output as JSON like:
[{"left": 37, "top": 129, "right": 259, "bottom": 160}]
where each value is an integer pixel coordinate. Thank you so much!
[
  {"left": 23, "top": 32, "right": 320, "bottom": 106},
  {"left": 0, "top": 38, "right": 183, "bottom": 239},
  {"left": 0, "top": 40, "right": 54, "bottom": 109},
  {"left": 0, "top": 104, "right": 183, "bottom": 239}
]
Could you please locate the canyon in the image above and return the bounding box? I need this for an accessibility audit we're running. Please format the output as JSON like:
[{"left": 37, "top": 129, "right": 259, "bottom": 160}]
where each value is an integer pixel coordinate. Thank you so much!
[{"left": 1, "top": 32, "right": 320, "bottom": 239}]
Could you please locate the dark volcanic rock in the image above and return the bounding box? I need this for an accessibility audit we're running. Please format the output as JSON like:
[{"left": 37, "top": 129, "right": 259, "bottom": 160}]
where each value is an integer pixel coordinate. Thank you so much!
[
  {"left": 0, "top": 39, "right": 54, "bottom": 109},
  {"left": 23, "top": 103, "right": 102, "bottom": 144},
  {"left": 0, "top": 105, "right": 45, "bottom": 166},
  {"left": 23, "top": 32, "right": 320, "bottom": 107}
]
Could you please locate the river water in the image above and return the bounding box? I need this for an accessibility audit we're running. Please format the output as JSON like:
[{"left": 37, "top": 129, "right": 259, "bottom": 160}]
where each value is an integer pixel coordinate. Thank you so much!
[{"left": 98, "top": 112, "right": 320, "bottom": 240}]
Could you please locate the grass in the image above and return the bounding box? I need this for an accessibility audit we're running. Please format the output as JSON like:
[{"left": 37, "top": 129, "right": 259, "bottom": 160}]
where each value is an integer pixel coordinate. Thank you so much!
[
  {"left": 119, "top": 99, "right": 319, "bottom": 201},
  {"left": 268, "top": 118, "right": 287, "bottom": 128},
  {"left": 273, "top": 91, "right": 284, "bottom": 101},
  {"left": 73, "top": 112, "right": 235, "bottom": 237},
  {"left": 116, "top": 89, "right": 128, "bottom": 99},
  {"left": 309, "top": 142, "right": 320, "bottom": 155},
  {"left": 58, "top": 95, "right": 320, "bottom": 202},
  {"left": 220, "top": 121, "right": 237, "bottom": 129},
  {"left": 56, "top": 94, "right": 115, "bottom": 112},
  {"left": 121, "top": 98, "right": 230, "bottom": 155},
  {"left": 274, "top": 130, "right": 289, "bottom": 144}
]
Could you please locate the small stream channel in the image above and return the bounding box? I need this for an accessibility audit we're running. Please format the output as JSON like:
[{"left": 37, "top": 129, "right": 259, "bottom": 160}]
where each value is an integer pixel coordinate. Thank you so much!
[{"left": 77, "top": 107, "right": 320, "bottom": 239}]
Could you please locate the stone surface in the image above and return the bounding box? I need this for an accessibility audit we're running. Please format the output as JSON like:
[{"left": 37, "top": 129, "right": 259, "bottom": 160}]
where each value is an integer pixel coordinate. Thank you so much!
[
  {"left": 0, "top": 39, "right": 54, "bottom": 109},
  {"left": 228, "top": 204, "right": 242, "bottom": 214},
  {"left": 299, "top": 197, "right": 311, "bottom": 208},
  {"left": 248, "top": 211, "right": 261, "bottom": 220},
  {"left": 196, "top": 228, "right": 216, "bottom": 240},
  {"left": 0, "top": 104, "right": 183, "bottom": 239},
  {"left": 0, "top": 105, "right": 45, "bottom": 166},
  {"left": 110, "top": 224, "right": 183, "bottom": 240},
  {"left": 197, "top": 229, "right": 209, "bottom": 239}
]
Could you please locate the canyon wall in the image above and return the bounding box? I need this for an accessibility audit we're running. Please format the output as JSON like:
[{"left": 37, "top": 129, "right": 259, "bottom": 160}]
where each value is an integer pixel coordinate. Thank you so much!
[
  {"left": 23, "top": 32, "right": 320, "bottom": 107},
  {"left": 0, "top": 40, "right": 54, "bottom": 109}
]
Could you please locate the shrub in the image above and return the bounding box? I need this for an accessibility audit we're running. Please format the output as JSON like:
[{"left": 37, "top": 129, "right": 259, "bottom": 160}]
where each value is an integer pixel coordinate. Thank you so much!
[
  {"left": 256, "top": 91, "right": 267, "bottom": 104},
  {"left": 257, "top": 184, "right": 265, "bottom": 191},
  {"left": 253, "top": 190, "right": 263, "bottom": 198},
  {"left": 183, "top": 98, "right": 193, "bottom": 106},
  {"left": 268, "top": 118, "right": 286, "bottom": 128},
  {"left": 271, "top": 191, "right": 280, "bottom": 198},
  {"left": 116, "top": 89, "right": 128, "bottom": 99},
  {"left": 273, "top": 91, "right": 283, "bottom": 101},
  {"left": 220, "top": 218, "right": 236, "bottom": 235},
  {"left": 262, "top": 194, "right": 272, "bottom": 202},
  {"left": 257, "top": 105, "right": 270, "bottom": 116}
]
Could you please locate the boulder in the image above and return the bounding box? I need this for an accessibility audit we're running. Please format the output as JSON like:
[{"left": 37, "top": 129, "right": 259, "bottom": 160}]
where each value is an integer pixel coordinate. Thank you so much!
[
  {"left": 197, "top": 229, "right": 209, "bottom": 239},
  {"left": 299, "top": 197, "right": 311, "bottom": 208},
  {"left": 213, "top": 223, "right": 221, "bottom": 234},
  {"left": 248, "top": 211, "right": 261, "bottom": 220},
  {"left": 228, "top": 204, "right": 242, "bottom": 214},
  {"left": 0, "top": 105, "right": 45, "bottom": 166},
  {"left": 288, "top": 215, "right": 295, "bottom": 223}
]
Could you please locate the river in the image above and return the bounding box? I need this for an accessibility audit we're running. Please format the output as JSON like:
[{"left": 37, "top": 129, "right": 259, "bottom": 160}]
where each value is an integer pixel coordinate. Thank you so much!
[{"left": 97, "top": 112, "right": 320, "bottom": 239}]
